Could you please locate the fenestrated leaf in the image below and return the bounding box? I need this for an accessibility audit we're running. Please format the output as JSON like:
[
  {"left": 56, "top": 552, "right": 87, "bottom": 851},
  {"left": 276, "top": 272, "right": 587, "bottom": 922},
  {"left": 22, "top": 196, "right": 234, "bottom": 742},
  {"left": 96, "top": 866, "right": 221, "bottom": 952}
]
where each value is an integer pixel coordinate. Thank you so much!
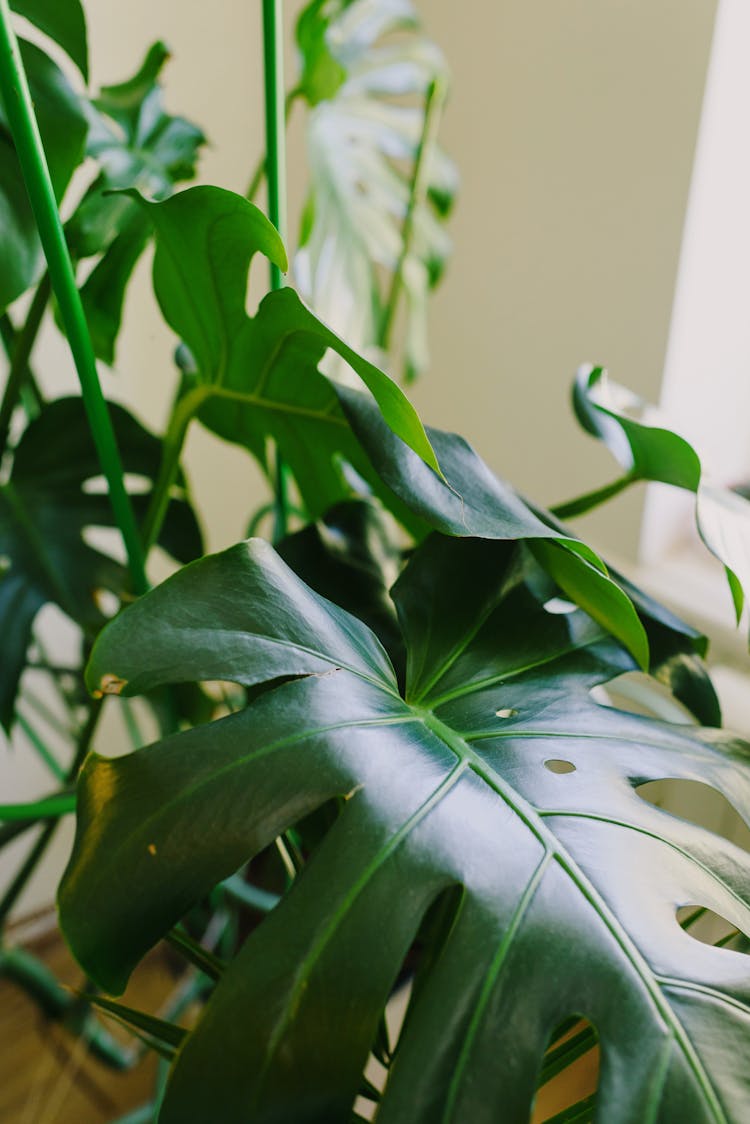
[
  {"left": 0, "top": 397, "right": 201, "bottom": 731},
  {"left": 294, "top": 0, "right": 457, "bottom": 380},
  {"left": 0, "top": 38, "right": 87, "bottom": 311},
  {"left": 61, "top": 536, "right": 750, "bottom": 1122},
  {"left": 65, "top": 42, "right": 205, "bottom": 363},
  {"left": 10, "top": 0, "right": 88, "bottom": 79},
  {"left": 573, "top": 365, "right": 750, "bottom": 621}
]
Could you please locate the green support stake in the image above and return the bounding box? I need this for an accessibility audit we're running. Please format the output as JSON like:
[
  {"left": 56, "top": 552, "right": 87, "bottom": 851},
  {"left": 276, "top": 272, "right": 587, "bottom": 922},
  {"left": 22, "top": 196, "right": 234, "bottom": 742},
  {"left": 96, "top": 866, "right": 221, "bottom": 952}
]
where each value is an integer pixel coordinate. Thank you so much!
[
  {"left": 0, "top": 0, "right": 149, "bottom": 595},
  {"left": 263, "top": 0, "right": 288, "bottom": 290},
  {"left": 262, "top": 0, "right": 292, "bottom": 540}
]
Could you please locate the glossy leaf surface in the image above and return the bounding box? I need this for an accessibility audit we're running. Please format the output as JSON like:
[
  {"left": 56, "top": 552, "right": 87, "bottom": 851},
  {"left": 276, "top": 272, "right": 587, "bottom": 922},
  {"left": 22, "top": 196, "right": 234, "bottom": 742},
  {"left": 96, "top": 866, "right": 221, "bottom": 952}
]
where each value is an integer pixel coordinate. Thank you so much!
[
  {"left": 140, "top": 184, "right": 648, "bottom": 664},
  {"left": 0, "top": 397, "right": 201, "bottom": 730},
  {"left": 295, "top": 0, "right": 456, "bottom": 380},
  {"left": 336, "top": 384, "right": 650, "bottom": 666},
  {"left": 141, "top": 184, "right": 438, "bottom": 480},
  {"left": 277, "top": 499, "right": 406, "bottom": 678},
  {"left": 0, "top": 38, "right": 87, "bottom": 310},
  {"left": 10, "top": 0, "right": 88, "bottom": 78},
  {"left": 574, "top": 366, "right": 750, "bottom": 619},
  {"left": 61, "top": 537, "right": 750, "bottom": 1122}
]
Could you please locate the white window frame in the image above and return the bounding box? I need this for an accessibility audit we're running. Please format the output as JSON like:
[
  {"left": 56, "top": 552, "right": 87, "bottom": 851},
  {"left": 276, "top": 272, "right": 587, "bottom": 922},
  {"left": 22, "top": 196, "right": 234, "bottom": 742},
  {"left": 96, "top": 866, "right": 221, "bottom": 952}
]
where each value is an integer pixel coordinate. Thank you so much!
[{"left": 632, "top": 0, "right": 750, "bottom": 670}]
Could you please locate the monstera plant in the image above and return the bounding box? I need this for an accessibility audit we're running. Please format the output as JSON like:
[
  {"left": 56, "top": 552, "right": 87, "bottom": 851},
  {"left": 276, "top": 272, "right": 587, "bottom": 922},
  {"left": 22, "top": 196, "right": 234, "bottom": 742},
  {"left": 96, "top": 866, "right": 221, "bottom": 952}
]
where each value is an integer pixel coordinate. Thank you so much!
[{"left": 0, "top": 1, "right": 749, "bottom": 1123}]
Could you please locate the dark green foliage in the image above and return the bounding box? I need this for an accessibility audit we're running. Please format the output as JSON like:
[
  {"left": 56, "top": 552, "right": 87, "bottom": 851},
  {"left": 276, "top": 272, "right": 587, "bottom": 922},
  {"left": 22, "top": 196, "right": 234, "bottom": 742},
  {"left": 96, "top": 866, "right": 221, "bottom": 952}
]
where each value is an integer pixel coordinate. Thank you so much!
[
  {"left": 60, "top": 534, "right": 750, "bottom": 1122},
  {"left": 0, "top": 397, "right": 201, "bottom": 730},
  {"left": 1, "top": 4, "right": 749, "bottom": 1122}
]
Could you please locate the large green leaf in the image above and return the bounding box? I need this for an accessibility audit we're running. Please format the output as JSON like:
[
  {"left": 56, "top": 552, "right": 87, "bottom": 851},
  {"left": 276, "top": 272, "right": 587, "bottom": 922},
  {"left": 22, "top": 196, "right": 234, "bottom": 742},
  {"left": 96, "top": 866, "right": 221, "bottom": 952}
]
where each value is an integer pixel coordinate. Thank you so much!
[
  {"left": 10, "top": 0, "right": 88, "bottom": 79},
  {"left": 574, "top": 366, "right": 750, "bottom": 620},
  {"left": 139, "top": 184, "right": 648, "bottom": 664},
  {"left": 140, "top": 184, "right": 438, "bottom": 479},
  {"left": 66, "top": 43, "right": 205, "bottom": 363},
  {"left": 336, "top": 383, "right": 650, "bottom": 666},
  {"left": 295, "top": 0, "right": 456, "bottom": 380},
  {"left": 0, "top": 38, "right": 87, "bottom": 311},
  {"left": 61, "top": 536, "right": 750, "bottom": 1122},
  {"left": 0, "top": 397, "right": 201, "bottom": 731}
]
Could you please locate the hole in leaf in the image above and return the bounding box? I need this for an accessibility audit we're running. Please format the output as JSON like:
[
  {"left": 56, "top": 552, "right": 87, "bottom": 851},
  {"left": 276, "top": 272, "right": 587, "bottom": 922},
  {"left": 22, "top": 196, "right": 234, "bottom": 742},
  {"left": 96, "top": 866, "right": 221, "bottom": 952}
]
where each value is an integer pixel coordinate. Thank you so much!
[
  {"left": 591, "top": 672, "right": 696, "bottom": 725},
  {"left": 496, "top": 707, "right": 518, "bottom": 719},
  {"left": 217, "top": 796, "right": 345, "bottom": 956},
  {"left": 637, "top": 779, "right": 750, "bottom": 851},
  {"left": 83, "top": 473, "right": 152, "bottom": 495},
  {"left": 543, "top": 597, "right": 577, "bottom": 615},
  {"left": 82, "top": 525, "right": 126, "bottom": 564},
  {"left": 92, "top": 588, "right": 120, "bottom": 619},
  {"left": 677, "top": 905, "right": 750, "bottom": 951},
  {"left": 357, "top": 884, "right": 465, "bottom": 1119},
  {"left": 545, "top": 759, "right": 576, "bottom": 774},
  {"left": 533, "top": 1016, "right": 599, "bottom": 1122}
]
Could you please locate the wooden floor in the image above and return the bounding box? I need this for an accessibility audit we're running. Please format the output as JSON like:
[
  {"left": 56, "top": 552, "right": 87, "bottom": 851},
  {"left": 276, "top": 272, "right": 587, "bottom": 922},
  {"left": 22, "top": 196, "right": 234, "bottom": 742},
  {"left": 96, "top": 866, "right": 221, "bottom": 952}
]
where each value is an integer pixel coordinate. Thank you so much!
[
  {"left": 0, "top": 922, "right": 176, "bottom": 1124},
  {"left": 0, "top": 919, "right": 597, "bottom": 1123}
]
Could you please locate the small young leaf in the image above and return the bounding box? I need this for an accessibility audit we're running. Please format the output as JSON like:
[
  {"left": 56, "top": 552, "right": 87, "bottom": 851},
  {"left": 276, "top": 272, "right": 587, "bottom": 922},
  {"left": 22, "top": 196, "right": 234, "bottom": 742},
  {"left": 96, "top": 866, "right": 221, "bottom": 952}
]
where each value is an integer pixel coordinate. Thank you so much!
[{"left": 574, "top": 365, "right": 750, "bottom": 621}]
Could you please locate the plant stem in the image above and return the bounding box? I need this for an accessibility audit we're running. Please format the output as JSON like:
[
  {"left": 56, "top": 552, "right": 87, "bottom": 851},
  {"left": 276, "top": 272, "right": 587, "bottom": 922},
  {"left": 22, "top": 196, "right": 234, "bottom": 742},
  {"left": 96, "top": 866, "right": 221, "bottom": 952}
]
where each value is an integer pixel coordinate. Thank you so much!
[
  {"left": 0, "top": 272, "right": 49, "bottom": 457},
  {"left": 0, "top": 313, "right": 43, "bottom": 416},
  {"left": 262, "top": 0, "right": 292, "bottom": 542},
  {"left": 141, "top": 384, "right": 208, "bottom": 553},
  {"left": 542, "top": 1094, "right": 597, "bottom": 1124},
  {"left": 0, "top": 1, "right": 148, "bottom": 595},
  {"left": 0, "top": 701, "right": 101, "bottom": 928},
  {"left": 0, "top": 790, "right": 75, "bottom": 822},
  {"left": 0, "top": 817, "right": 57, "bottom": 929},
  {"left": 379, "top": 79, "right": 444, "bottom": 353},
  {"left": 165, "top": 927, "right": 226, "bottom": 981},
  {"left": 262, "top": 0, "right": 288, "bottom": 286},
  {"left": 550, "top": 471, "right": 638, "bottom": 521},
  {"left": 0, "top": 817, "right": 37, "bottom": 849},
  {"left": 20, "top": 683, "right": 75, "bottom": 740},
  {"left": 16, "top": 712, "right": 66, "bottom": 782},
  {"left": 246, "top": 89, "right": 300, "bottom": 203}
]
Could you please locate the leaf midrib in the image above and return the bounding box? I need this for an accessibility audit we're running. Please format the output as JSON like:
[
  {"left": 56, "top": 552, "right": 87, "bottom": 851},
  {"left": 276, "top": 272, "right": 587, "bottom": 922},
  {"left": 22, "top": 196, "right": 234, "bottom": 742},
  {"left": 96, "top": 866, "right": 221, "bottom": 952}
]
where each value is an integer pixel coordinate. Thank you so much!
[
  {"left": 424, "top": 632, "right": 604, "bottom": 710},
  {"left": 250, "top": 758, "right": 470, "bottom": 1111},
  {"left": 422, "top": 710, "right": 728, "bottom": 1123}
]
